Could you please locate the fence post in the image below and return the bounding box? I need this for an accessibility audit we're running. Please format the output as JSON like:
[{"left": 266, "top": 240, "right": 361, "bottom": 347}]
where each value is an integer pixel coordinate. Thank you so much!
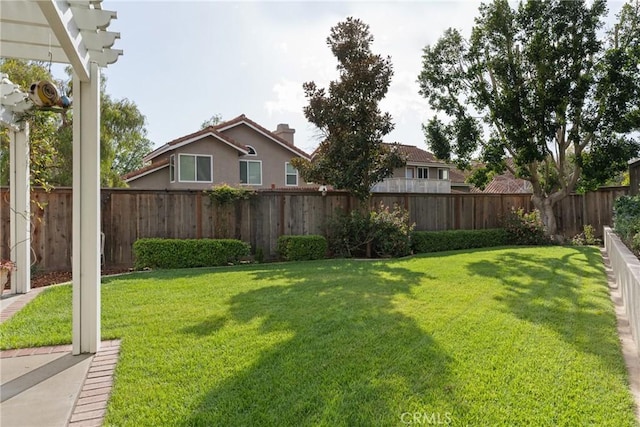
[{"left": 196, "top": 192, "right": 202, "bottom": 239}]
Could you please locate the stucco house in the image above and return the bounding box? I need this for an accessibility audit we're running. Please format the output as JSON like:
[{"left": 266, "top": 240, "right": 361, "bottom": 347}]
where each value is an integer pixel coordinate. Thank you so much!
[
  {"left": 371, "top": 144, "right": 453, "bottom": 193},
  {"left": 124, "top": 114, "right": 313, "bottom": 190}
]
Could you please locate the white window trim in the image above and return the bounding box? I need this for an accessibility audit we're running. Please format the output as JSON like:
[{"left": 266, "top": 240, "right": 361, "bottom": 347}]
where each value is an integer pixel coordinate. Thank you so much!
[
  {"left": 405, "top": 167, "right": 415, "bottom": 179},
  {"left": 169, "top": 154, "right": 175, "bottom": 183},
  {"left": 417, "top": 167, "right": 429, "bottom": 179},
  {"left": 285, "top": 162, "right": 298, "bottom": 187},
  {"left": 240, "top": 159, "right": 262, "bottom": 186},
  {"left": 178, "top": 153, "right": 213, "bottom": 183},
  {"left": 438, "top": 168, "right": 449, "bottom": 180},
  {"left": 245, "top": 145, "right": 257, "bottom": 156}
]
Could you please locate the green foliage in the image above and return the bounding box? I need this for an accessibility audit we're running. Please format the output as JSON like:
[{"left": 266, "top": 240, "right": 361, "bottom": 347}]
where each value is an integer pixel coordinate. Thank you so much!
[
  {"left": 571, "top": 224, "right": 603, "bottom": 246},
  {"left": 292, "top": 17, "right": 405, "bottom": 201},
  {"left": 327, "top": 204, "right": 414, "bottom": 258},
  {"left": 502, "top": 208, "right": 552, "bottom": 246},
  {"left": 326, "top": 209, "right": 371, "bottom": 258},
  {"left": 369, "top": 204, "right": 414, "bottom": 258},
  {"left": 206, "top": 184, "right": 255, "bottom": 205},
  {"left": 276, "top": 235, "right": 328, "bottom": 261},
  {"left": 0, "top": 59, "right": 151, "bottom": 188},
  {"left": 0, "top": 59, "right": 63, "bottom": 189},
  {"left": 412, "top": 229, "right": 509, "bottom": 253},
  {"left": 418, "top": 0, "right": 640, "bottom": 236},
  {"left": 201, "top": 114, "right": 223, "bottom": 129},
  {"left": 133, "top": 238, "right": 250, "bottom": 270},
  {"left": 613, "top": 195, "right": 640, "bottom": 242},
  {"left": 100, "top": 94, "right": 153, "bottom": 187},
  {"left": 631, "top": 232, "right": 640, "bottom": 253}
]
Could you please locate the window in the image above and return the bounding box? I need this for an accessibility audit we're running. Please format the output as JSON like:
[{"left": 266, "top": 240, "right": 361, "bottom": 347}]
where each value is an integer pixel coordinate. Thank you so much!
[
  {"left": 169, "top": 155, "right": 175, "bottom": 182},
  {"left": 405, "top": 168, "right": 415, "bottom": 179},
  {"left": 240, "top": 160, "right": 262, "bottom": 185},
  {"left": 178, "top": 154, "right": 212, "bottom": 182},
  {"left": 246, "top": 145, "right": 257, "bottom": 156},
  {"left": 438, "top": 168, "right": 449, "bottom": 180},
  {"left": 285, "top": 162, "right": 298, "bottom": 186},
  {"left": 417, "top": 167, "right": 429, "bottom": 179}
]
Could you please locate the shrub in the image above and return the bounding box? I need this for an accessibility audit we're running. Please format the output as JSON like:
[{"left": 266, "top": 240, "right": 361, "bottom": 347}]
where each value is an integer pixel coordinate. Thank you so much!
[
  {"left": 370, "top": 203, "right": 414, "bottom": 258},
  {"left": 133, "top": 238, "right": 250, "bottom": 269},
  {"left": 326, "top": 209, "right": 371, "bottom": 258},
  {"left": 570, "top": 224, "right": 602, "bottom": 246},
  {"left": 277, "top": 235, "right": 328, "bottom": 261},
  {"left": 412, "top": 229, "right": 509, "bottom": 253},
  {"left": 613, "top": 195, "right": 640, "bottom": 241},
  {"left": 326, "top": 203, "right": 415, "bottom": 258},
  {"left": 631, "top": 232, "right": 640, "bottom": 253},
  {"left": 503, "top": 208, "right": 551, "bottom": 246}
]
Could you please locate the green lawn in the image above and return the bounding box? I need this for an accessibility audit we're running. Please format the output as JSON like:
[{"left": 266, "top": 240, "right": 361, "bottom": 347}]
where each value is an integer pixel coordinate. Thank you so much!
[{"left": 1, "top": 246, "right": 637, "bottom": 426}]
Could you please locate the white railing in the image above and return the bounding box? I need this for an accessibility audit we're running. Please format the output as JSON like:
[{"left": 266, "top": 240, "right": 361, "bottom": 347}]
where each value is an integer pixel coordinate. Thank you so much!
[
  {"left": 371, "top": 178, "right": 451, "bottom": 194},
  {"left": 604, "top": 226, "right": 640, "bottom": 354}
]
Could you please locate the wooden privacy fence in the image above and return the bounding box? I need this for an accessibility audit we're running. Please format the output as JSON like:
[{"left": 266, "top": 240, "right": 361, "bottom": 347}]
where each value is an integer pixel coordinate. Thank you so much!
[{"left": 0, "top": 186, "right": 629, "bottom": 271}]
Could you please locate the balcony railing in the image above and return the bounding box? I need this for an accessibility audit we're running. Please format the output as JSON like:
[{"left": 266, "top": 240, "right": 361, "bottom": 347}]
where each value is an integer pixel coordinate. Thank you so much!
[{"left": 371, "top": 178, "right": 451, "bottom": 193}]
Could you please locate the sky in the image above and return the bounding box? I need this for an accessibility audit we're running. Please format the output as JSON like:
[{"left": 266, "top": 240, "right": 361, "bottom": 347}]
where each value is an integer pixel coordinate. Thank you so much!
[{"left": 97, "top": 0, "right": 626, "bottom": 155}]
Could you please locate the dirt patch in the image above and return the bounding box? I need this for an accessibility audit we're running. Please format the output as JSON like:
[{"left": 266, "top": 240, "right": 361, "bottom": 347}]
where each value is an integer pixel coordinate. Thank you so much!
[{"left": 3, "top": 268, "right": 133, "bottom": 290}]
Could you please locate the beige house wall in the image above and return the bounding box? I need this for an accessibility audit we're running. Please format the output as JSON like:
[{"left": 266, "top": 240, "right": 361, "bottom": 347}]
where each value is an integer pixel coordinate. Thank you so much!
[
  {"left": 127, "top": 167, "right": 170, "bottom": 189},
  {"left": 127, "top": 124, "right": 312, "bottom": 190},
  {"left": 225, "top": 126, "right": 311, "bottom": 188}
]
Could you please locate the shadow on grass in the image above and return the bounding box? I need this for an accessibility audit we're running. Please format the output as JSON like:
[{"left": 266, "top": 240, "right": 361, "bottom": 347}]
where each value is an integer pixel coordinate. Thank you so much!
[
  {"left": 466, "top": 246, "right": 622, "bottom": 363},
  {"left": 180, "top": 261, "right": 458, "bottom": 426}
]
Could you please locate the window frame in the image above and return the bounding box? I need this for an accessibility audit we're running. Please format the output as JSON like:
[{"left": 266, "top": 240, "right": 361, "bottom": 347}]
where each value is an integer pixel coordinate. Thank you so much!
[
  {"left": 438, "top": 168, "right": 449, "bottom": 180},
  {"left": 417, "top": 167, "right": 429, "bottom": 179},
  {"left": 405, "top": 167, "right": 415, "bottom": 179},
  {"left": 239, "top": 159, "right": 262, "bottom": 186},
  {"left": 169, "top": 154, "right": 175, "bottom": 183},
  {"left": 245, "top": 145, "right": 257, "bottom": 156},
  {"left": 285, "top": 162, "right": 298, "bottom": 187},
  {"left": 177, "top": 153, "right": 213, "bottom": 183}
]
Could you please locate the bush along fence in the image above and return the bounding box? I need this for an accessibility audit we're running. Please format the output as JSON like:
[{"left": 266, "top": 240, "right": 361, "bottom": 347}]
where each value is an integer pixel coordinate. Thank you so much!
[
  {"left": 0, "top": 186, "right": 628, "bottom": 271},
  {"left": 133, "top": 238, "right": 250, "bottom": 270}
]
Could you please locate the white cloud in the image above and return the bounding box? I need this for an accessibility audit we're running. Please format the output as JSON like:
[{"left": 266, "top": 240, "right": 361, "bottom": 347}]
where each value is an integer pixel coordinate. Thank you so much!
[{"left": 265, "top": 79, "right": 305, "bottom": 116}]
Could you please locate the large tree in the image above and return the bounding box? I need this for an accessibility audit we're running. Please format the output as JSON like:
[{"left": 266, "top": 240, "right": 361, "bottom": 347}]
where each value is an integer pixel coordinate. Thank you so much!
[
  {"left": 418, "top": 0, "right": 640, "bottom": 237},
  {"left": 0, "top": 59, "right": 152, "bottom": 188},
  {"left": 292, "top": 17, "right": 404, "bottom": 202}
]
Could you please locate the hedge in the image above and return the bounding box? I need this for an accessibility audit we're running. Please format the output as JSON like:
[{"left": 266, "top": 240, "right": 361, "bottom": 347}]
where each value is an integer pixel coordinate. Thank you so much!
[
  {"left": 133, "top": 238, "right": 250, "bottom": 269},
  {"left": 277, "top": 235, "right": 328, "bottom": 261},
  {"left": 412, "top": 229, "right": 509, "bottom": 253}
]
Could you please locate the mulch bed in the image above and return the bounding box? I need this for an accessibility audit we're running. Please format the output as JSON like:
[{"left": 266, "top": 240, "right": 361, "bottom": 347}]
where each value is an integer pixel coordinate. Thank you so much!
[{"left": 4, "top": 268, "right": 133, "bottom": 290}]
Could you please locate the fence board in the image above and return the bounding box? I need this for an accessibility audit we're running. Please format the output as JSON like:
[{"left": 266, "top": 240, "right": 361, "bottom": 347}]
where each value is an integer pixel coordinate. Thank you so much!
[{"left": 0, "top": 186, "right": 629, "bottom": 271}]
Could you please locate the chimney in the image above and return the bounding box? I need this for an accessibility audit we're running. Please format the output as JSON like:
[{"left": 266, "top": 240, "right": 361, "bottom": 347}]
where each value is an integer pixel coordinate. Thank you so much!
[{"left": 274, "top": 123, "right": 295, "bottom": 145}]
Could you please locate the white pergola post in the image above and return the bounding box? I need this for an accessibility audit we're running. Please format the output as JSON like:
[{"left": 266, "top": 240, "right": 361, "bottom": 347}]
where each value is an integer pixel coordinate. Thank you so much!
[
  {"left": 72, "top": 62, "right": 101, "bottom": 355},
  {"left": 9, "top": 123, "right": 31, "bottom": 294}
]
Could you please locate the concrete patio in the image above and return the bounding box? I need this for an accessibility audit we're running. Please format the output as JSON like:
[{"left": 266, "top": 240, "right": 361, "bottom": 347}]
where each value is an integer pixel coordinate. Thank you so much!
[{"left": 1, "top": 290, "right": 120, "bottom": 427}]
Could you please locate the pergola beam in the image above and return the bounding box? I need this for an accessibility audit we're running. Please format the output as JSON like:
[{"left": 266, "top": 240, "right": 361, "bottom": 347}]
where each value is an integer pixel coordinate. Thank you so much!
[{"left": 37, "top": 0, "right": 91, "bottom": 81}]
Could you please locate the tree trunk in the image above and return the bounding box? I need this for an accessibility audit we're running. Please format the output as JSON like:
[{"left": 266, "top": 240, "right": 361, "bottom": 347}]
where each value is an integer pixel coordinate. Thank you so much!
[{"left": 531, "top": 195, "right": 559, "bottom": 239}]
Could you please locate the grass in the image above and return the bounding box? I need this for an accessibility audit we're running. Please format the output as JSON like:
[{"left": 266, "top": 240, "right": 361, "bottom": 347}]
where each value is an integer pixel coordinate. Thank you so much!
[{"left": 1, "top": 246, "right": 637, "bottom": 426}]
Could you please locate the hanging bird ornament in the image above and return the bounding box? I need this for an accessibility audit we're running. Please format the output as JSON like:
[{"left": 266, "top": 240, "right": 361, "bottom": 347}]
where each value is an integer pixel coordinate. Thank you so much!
[{"left": 28, "top": 80, "right": 72, "bottom": 109}]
